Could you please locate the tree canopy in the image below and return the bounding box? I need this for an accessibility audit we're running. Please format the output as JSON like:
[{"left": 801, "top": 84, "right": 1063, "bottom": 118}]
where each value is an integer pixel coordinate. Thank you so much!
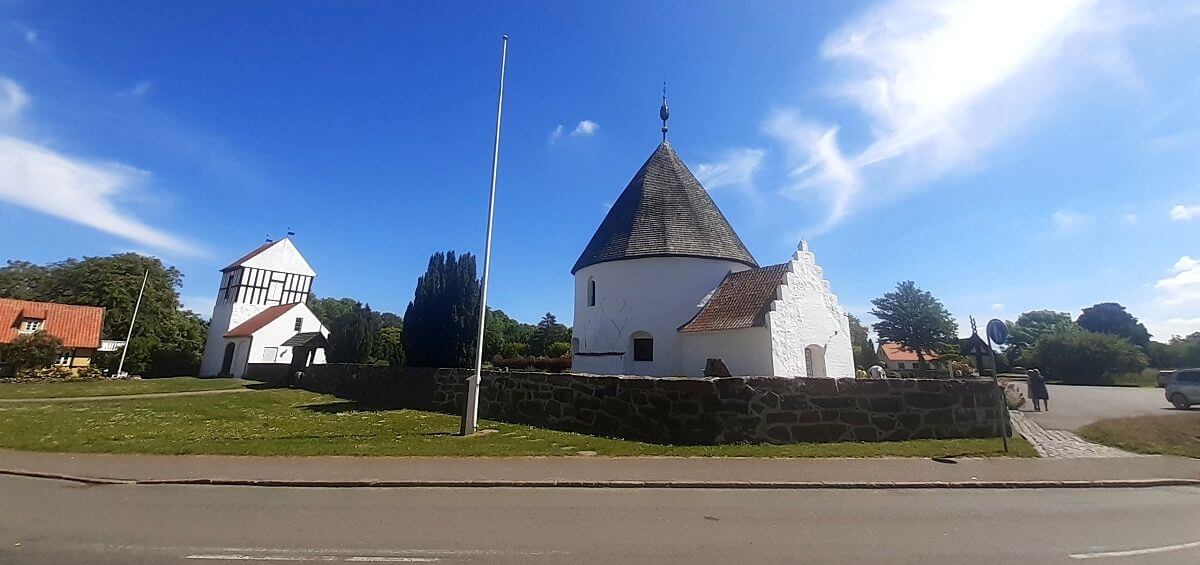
[
  {"left": 847, "top": 314, "right": 877, "bottom": 369},
  {"left": 869, "top": 281, "right": 957, "bottom": 374},
  {"left": 1077, "top": 302, "right": 1151, "bottom": 349},
  {"left": 1030, "top": 329, "right": 1148, "bottom": 385},
  {"left": 403, "top": 251, "right": 481, "bottom": 367},
  {"left": 528, "top": 312, "right": 570, "bottom": 357}
]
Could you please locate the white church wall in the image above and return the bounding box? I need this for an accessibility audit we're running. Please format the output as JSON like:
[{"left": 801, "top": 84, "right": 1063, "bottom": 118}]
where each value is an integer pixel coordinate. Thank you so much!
[
  {"left": 239, "top": 303, "right": 329, "bottom": 376},
  {"left": 678, "top": 327, "right": 773, "bottom": 376},
  {"left": 573, "top": 256, "right": 752, "bottom": 376},
  {"left": 765, "top": 244, "right": 855, "bottom": 379}
]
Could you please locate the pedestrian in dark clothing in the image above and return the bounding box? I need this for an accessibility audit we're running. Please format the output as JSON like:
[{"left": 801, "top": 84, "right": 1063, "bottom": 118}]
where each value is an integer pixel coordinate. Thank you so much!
[{"left": 1027, "top": 368, "right": 1049, "bottom": 411}]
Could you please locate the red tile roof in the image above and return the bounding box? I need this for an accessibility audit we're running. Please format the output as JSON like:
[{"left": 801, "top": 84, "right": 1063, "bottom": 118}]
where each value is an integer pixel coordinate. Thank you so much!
[
  {"left": 224, "top": 303, "right": 301, "bottom": 337},
  {"left": 878, "top": 342, "right": 940, "bottom": 362},
  {"left": 221, "top": 240, "right": 277, "bottom": 272},
  {"left": 679, "top": 264, "right": 788, "bottom": 333},
  {"left": 0, "top": 298, "right": 104, "bottom": 349}
]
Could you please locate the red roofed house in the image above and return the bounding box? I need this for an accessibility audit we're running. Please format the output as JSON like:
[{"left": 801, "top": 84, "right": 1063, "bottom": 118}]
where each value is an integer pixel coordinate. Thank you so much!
[
  {"left": 0, "top": 298, "right": 104, "bottom": 373},
  {"left": 876, "top": 342, "right": 947, "bottom": 377},
  {"left": 199, "top": 237, "right": 329, "bottom": 378}
]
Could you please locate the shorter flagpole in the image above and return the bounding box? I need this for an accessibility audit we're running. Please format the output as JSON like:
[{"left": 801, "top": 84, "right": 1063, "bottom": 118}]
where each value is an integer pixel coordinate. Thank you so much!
[{"left": 116, "top": 270, "right": 149, "bottom": 378}]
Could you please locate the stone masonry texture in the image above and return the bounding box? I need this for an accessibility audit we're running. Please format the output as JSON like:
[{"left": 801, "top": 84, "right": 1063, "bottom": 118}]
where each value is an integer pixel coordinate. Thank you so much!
[{"left": 297, "top": 365, "right": 1006, "bottom": 445}]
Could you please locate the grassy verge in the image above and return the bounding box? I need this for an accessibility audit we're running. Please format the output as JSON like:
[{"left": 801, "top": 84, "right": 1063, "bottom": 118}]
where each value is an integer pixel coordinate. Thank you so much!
[
  {"left": 1078, "top": 412, "right": 1200, "bottom": 458},
  {"left": 0, "top": 388, "right": 1034, "bottom": 457},
  {"left": 0, "top": 377, "right": 247, "bottom": 399},
  {"left": 1106, "top": 369, "right": 1160, "bottom": 388}
]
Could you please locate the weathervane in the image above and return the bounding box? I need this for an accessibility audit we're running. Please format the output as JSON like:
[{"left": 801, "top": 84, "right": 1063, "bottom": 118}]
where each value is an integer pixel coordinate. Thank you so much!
[{"left": 659, "top": 82, "right": 670, "bottom": 142}]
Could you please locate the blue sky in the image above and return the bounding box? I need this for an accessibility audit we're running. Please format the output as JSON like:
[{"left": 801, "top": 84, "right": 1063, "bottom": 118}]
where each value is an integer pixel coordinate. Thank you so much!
[{"left": 3, "top": 1, "right": 1200, "bottom": 340}]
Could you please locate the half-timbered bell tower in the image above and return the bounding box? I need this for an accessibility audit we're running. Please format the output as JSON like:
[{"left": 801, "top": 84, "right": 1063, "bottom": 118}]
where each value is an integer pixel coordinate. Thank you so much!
[{"left": 199, "top": 237, "right": 320, "bottom": 377}]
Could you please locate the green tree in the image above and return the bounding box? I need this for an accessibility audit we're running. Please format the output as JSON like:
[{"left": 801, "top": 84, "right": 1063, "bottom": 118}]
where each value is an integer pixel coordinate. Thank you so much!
[
  {"left": 307, "top": 296, "right": 360, "bottom": 329},
  {"left": 327, "top": 302, "right": 382, "bottom": 364},
  {"left": 869, "top": 281, "right": 958, "bottom": 377},
  {"left": 546, "top": 341, "right": 572, "bottom": 358},
  {"left": 528, "top": 312, "right": 569, "bottom": 357},
  {"left": 373, "top": 326, "right": 405, "bottom": 367},
  {"left": 0, "top": 261, "right": 50, "bottom": 300},
  {"left": 1077, "top": 302, "right": 1151, "bottom": 349},
  {"left": 1, "top": 331, "right": 63, "bottom": 371},
  {"left": 1005, "top": 310, "right": 1077, "bottom": 365},
  {"left": 403, "top": 251, "right": 481, "bottom": 367},
  {"left": 1030, "top": 329, "right": 1148, "bottom": 385},
  {"left": 847, "top": 314, "right": 877, "bottom": 369}
]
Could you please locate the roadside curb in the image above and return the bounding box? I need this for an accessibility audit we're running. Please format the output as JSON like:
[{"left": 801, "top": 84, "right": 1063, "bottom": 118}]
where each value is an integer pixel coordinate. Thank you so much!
[{"left": 3, "top": 468, "right": 1198, "bottom": 489}]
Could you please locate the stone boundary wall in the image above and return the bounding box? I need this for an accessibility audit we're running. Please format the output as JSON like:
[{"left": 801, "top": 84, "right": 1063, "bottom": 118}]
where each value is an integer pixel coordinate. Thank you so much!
[{"left": 299, "top": 365, "right": 1005, "bottom": 445}]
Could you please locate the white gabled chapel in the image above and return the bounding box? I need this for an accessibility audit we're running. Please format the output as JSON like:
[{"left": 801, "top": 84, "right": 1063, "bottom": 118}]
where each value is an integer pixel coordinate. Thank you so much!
[
  {"left": 200, "top": 237, "right": 330, "bottom": 378},
  {"left": 571, "top": 100, "right": 854, "bottom": 378}
]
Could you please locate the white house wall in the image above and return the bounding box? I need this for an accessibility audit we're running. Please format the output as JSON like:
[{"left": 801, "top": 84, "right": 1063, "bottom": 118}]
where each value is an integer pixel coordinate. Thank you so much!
[
  {"left": 240, "top": 303, "right": 329, "bottom": 374},
  {"left": 678, "top": 327, "right": 773, "bottom": 376},
  {"left": 765, "top": 244, "right": 855, "bottom": 379},
  {"left": 573, "top": 256, "right": 752, "bottom": 376}
]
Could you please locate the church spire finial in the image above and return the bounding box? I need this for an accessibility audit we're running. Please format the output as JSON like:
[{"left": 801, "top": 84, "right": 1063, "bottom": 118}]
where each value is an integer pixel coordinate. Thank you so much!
[{"left": 659, "top": 82, "right": 670, "bottom": 143}]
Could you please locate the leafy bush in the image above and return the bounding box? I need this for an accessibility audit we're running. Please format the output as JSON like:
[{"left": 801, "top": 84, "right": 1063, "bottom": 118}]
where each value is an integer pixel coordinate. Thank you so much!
[
  {"left": 1, "top": 331, "right": 63, "bottom": 371},
  {"left": 491, "top": 355, "right": 571, "bottom": 373},
  {"left": 14, "top": 365, "right": 105, "bottom": 381},
  {"left": 1029, "top": 330, "right": 1148, "bottom": 385},
  {"left": 546, "top": 341, "right": 571, "bottom": 358}
]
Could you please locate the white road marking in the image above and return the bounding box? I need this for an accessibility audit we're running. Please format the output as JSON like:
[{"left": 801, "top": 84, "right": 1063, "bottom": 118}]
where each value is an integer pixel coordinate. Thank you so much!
[
  {"left": 186, "top": 555, "right": 437, "bottom": 562},
  {"left": 1069, "top": 540, "right": 1200, "bottom": 559},
  {"left": 182, "top": 559, "right": 436, "bottom": 563}
]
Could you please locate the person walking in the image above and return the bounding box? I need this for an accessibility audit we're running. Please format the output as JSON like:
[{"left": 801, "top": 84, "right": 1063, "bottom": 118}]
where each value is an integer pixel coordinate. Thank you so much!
[{"left": 1027, "top": 368, "right": 1049, "bottom": 411}]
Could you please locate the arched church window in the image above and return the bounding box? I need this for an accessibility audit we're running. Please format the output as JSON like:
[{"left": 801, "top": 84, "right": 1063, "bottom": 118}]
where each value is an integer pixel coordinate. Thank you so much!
[
  {"left": 587, "top": 278, "right": 596, "bottom": 307},
  {"left": 632, "top": 331, "right": 653, "bottom": 362}
]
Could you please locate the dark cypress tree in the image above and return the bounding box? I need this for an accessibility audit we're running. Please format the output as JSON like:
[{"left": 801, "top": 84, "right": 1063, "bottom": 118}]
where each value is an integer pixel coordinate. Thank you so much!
[
  {"left": 327, "top": 302, "right": 382, "bottom": 364},
  {"left": 403, "top": 251, "right": 480, "bottom": 367}
]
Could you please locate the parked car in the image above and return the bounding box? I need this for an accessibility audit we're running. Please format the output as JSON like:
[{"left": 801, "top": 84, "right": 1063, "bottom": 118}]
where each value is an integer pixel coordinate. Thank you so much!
[
  {"left": 1164, "top": 369, "right": 1200, "bottom": 410},
  {"left": 1157, "top": 370, "right": 1178, "bottom": 388}
]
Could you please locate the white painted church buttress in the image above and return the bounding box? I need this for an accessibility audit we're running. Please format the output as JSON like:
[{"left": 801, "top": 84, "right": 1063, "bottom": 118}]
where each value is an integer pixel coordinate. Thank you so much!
[
  {"left": 199, "top": 237, "right": 330, "bottom": 378},
  {"left": 571, "top": 99, "right": 854, "bottom": 378}
]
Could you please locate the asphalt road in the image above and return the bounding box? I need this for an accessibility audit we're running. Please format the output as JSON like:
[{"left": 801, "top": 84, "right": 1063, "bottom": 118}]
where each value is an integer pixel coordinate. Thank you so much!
[
  {"left": 3, "top": 475, "right": 1199, "bottom": 564},
  {"left": 1018, "top": 384, "right": 1182, "bottom": 431}
]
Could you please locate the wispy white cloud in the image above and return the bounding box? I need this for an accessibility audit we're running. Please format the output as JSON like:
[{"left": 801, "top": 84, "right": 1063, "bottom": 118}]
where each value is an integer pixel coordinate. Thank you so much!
[
  {"left": 0, "top": 76, "right": 204, "bottom": 257},
  {"left": 1145, "top": 255, "right": 1200, "bottom": 338},
  {"left": 695, "top": 148, "right": 766, "bottom": 203},
  {"left": 1169, "top": 203, "right": 1200, "bottom": 221},
  {"left": 0, "top": 77, "right": 30, "bottom": 119},
  {"left": 572, "top": 119, "right": 599, "bottom": 137},
  {"left": 991, "top": 303, "right": 1006, "bottom": 311},
  {"left": 550, "top": 119, "right": 600, "bottom": 145},
  {"left": 1120, "top": 212, "right": 1139, "bottom": 224},
  {"left": 1154, "top": 256, "right": 1200, "bottom": 306},
  {"left": 121, "top": 80, "right": 152, "bottom": 98},
  {"left": 767, "top": 0, "right": 1139, "bottom": 233},
  {"left": 1051, "top": 209, "right": 1091, "bottom": 232}
]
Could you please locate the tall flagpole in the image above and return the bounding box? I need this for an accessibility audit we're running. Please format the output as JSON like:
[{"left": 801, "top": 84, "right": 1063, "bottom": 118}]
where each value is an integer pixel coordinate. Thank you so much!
[
  {"left": 116, "top": 270, "right": 149, "bottom": 378},
  {"left": 462, "top": 34, "right": 508, "bottom": 436}
]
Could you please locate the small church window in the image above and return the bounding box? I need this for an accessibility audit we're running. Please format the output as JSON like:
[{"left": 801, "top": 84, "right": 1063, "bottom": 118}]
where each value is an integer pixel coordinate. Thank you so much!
[
  {"left": 633, "top": 334, "right": 653, "bottom": 362},
  {"left": 294, "top": 317, "right": 304, "bottom": 331},
  {"left": 587, "top": 278, "right": 596, "bottom": 307}
]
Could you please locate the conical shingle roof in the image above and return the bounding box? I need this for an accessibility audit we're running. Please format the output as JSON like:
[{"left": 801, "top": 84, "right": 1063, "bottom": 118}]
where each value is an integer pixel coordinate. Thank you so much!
[{"left": 572, "top": 142, "right": 758, "bottom": 274}]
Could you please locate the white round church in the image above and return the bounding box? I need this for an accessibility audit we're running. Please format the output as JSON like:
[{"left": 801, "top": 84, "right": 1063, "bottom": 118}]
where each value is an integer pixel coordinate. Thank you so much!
[{"left": 571, "top": 106, "right": 853, "bottom": 378}]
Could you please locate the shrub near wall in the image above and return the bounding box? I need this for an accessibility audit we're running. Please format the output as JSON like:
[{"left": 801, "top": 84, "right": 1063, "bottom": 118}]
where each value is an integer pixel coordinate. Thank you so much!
[{"left": 299, "top": 366, "right": 1005, "bottom": 445}]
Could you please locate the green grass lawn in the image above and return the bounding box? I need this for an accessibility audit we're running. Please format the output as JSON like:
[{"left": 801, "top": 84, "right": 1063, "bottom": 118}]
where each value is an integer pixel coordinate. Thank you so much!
[
  {"left": 0, "top": 387, "right": 1033, "bottom": 457},
  {"left": 1078, "top": 412, "right": 1200, "bottom": 458},
  {"left": 0, "top": 377, "right": 248, "bottom": 399}
]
